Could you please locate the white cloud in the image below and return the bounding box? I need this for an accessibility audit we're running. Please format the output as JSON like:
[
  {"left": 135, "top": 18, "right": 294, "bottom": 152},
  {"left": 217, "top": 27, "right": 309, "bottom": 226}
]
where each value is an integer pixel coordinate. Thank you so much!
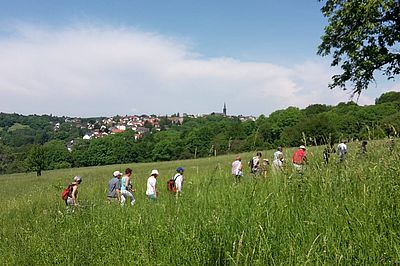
[{"left": 0, "top": 23, "right": 396, "bottom": 117}]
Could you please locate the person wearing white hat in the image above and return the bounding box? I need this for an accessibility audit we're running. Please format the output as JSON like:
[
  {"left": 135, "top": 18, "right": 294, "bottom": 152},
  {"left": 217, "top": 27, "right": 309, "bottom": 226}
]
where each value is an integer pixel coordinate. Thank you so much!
[
  {"left": 272, "top": 146, "right": 285, "bottom": 172},
  {"left": 66, "top": 176, "right": 82, "bottom": 206},
  {"left": 107, "top": 170, "right": 122, "bottom": 203},
  {"left": 292, "top": 145, "right": 307, "bottom": 173},
  {"left": 146, "top": 169, "right": 159, "bottom": 201},
  {"left": 120, "top": 168, "right": 135, "bottom": 206}
]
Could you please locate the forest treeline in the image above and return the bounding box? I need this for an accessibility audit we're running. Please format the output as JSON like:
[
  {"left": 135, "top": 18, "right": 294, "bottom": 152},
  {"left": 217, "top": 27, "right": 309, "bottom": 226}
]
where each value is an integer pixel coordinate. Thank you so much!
[{"left": 1, "top": 91, "right": 400, "bottom": 175}]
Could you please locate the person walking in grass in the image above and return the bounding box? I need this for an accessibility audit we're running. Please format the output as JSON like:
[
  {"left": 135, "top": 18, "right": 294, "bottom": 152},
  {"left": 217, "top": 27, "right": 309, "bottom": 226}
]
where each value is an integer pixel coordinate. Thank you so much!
[
  {"left": 261, "top": 159, "right": 270, "bottom": 178},
  {"left": 231, "top": 155, "right": 243, "bottom": 183},
  {"left": 250, "top": 152, "right": 262, "bottom": 175},
  {"left": 120, "top": 168, "right": 135, "bottom": 206},
  {"left": 323, "top": 143, "right": 335, "bottom": 164},
  {"left": 292, "top": 145, "right": 307, "bottom": 173},
  {"left": 65, "top": 176, "right": 82, "bottom": 207},
  {"left": 337, "top": 140, "right": 348, "bottom": 162},
  {"left": 107, "top": 170, "right": 122, "bottom": 203},
  {"left": 360, "top": 140, "right": 368, "bottom": 155},
  {"left": 173, "top": 167, "right": 185, "bottom": 194},
  {"left": 146, "top": 169, "right": 159, "bottom": 201},
  {"left": 272, "top": 146, "right": 285, "bottom": 172}
]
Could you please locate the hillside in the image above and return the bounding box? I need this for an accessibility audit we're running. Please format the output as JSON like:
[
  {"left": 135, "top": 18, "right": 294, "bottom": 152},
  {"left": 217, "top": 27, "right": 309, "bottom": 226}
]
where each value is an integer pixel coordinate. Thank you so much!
[
  {"left": 1, "top": 140, "right": 399, "bottom": 264},
  {"left": 1, "top": 91, "right": 400, "bottom": 175}
]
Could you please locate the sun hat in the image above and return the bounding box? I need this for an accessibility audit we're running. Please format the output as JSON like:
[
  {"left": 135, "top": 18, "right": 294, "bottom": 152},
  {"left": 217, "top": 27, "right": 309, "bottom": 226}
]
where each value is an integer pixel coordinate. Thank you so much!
[
  {"left": 151, "top": 169, "right": 159, "bottom": 176},
  {"left": 113, "top": 171, "right": 122, "bottom": 177},
  {"left": 74, "top": 176, "right": 82, "bottom": 182},
  {"left": 299, "top": 145, "right": 306, "bottom": 150}
]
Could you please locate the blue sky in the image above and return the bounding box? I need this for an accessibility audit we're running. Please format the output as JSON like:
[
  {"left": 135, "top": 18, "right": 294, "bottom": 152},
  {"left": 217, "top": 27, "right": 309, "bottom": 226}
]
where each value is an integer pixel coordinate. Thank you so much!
[{"left": 0, "top": 1, "right": 397, "bottom": 117}]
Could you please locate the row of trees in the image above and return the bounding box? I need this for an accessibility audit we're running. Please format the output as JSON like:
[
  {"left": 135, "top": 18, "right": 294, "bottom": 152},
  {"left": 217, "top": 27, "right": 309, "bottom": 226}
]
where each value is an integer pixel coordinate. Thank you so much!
[{"left": 1, "top": 91, "right": 400, "bottom": 175}]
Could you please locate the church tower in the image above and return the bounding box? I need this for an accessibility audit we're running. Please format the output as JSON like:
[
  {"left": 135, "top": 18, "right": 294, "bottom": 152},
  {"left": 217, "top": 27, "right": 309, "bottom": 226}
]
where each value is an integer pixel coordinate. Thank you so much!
[{"left": 223, "top": 103, "right": 227, "bottom": 116}]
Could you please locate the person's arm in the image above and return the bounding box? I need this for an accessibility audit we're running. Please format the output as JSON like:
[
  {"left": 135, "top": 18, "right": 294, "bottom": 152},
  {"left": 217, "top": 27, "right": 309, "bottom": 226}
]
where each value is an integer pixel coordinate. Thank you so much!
[
  {"left": 125, "top": 177, "right": 130, "bottom": 190},
  {"left": 71, "top": 185, "right": 78, "bottom": 206},
  {"left": 116, "top": 189, "right": 121, "bottom": 201},
  {"left": 153, "top": 179, "right": 157, "bottom": 197}
]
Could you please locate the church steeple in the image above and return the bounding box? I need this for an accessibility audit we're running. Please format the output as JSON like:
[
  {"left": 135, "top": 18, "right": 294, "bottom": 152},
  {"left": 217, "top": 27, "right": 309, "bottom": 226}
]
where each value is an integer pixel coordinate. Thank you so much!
[{"left": 223, "top": 102, "right": 227, "bottom": 116}]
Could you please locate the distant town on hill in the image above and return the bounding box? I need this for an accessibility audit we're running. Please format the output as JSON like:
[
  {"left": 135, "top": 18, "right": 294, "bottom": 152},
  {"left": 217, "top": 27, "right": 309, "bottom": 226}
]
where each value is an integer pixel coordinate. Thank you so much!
[{"left": 0, "top": 91, "right": 399, "bottom": 175}]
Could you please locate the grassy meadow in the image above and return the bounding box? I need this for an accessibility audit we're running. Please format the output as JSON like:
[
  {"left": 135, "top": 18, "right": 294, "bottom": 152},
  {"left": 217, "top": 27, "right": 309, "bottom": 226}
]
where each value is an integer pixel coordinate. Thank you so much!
[{"left": 1, "top": 140, "right": 400, "bottom": 265}]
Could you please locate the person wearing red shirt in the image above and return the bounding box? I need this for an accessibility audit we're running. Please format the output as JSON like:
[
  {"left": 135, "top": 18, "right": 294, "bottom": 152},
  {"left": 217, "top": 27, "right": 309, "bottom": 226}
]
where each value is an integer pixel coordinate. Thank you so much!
[{"left": 292, "top": 145, "right": 307, "bottom": 173}]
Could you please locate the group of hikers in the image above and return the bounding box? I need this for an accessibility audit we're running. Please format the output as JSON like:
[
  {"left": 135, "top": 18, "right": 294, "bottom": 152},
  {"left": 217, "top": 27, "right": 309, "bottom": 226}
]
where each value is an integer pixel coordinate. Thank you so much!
[
  {"left": 231, "top": 138, "right": 396, "bottom": 182},
  {"left": 64, "top": 138, "right": 396, "bottom": 205},
  {"left": 231, "top": 145, "right": 308, "bottom": 182},
  {"left": 63, "top": 167, "right": 185, "bottom": 207}
]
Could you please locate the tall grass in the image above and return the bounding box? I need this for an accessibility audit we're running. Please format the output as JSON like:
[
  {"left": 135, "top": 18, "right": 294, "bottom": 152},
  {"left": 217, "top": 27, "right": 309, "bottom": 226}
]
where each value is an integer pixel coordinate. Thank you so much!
[{"left": 0, "top": 140, "right": 399, "bottom": 265}]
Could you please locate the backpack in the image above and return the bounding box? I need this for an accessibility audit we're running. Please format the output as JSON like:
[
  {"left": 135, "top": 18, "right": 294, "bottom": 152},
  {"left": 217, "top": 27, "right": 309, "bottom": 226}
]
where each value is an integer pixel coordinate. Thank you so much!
[
  {"left": 167, "top": 174, "right": 180, "bottom": 192},
  {"left": 249, "top": 158, "right": 254, "bottom": 169},
  {"left": 167, "top": 179, "right": 175, "bottom": 192},
  {"left": 61, "top": 184, "right": 72, "bottom": 200}
]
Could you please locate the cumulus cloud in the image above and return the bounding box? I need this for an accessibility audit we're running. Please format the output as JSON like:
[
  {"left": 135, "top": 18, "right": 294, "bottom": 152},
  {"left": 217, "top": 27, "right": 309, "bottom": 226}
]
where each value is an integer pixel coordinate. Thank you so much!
[{"left": 0, "top": 23, "right": 393, "bottom": 117}]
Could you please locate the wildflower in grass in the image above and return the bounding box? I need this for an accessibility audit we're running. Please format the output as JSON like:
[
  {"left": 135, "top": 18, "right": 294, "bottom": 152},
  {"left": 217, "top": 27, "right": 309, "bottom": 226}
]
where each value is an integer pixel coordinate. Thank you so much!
[{"left": 121, "top": 168, "right": 135, "bottom": 206}]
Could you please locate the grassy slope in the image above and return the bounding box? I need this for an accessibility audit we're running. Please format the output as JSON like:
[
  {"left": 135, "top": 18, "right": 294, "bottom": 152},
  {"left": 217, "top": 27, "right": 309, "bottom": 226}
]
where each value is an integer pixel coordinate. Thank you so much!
[{"left": 1, "top": 141, "right": 400, "bottom": 265}]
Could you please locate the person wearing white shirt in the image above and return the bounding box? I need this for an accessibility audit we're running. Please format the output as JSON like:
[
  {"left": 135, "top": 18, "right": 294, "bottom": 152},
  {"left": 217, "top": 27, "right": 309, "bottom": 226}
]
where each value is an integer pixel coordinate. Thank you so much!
[
  {"left": 272, "top": 147, "right": 284, "bottom": 172},
  {"left": 173, "top": 167, "right": 184, "bottom": 194},
  {"left": 337, "top": 141, "right": 348, "bottom": 162},
  {"left": 146, "top": 169, "right": 159, "bottom": 201},
  {"left": 231, "top": 156, "right": 243, "bottom": 183},
  {"left": 120, "top": 168, "right": 135, "bottom": 207}
]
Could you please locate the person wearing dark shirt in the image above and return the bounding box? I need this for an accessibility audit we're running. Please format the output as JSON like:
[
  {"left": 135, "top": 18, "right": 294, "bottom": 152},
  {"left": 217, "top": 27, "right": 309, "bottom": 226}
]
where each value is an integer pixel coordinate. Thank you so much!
[{"left": 107, "top": 170, "right": 122, "bottom": 203}]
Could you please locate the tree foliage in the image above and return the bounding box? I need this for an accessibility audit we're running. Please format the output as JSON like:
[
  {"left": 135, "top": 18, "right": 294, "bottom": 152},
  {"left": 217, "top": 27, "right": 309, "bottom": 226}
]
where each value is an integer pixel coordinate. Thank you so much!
[
  {"left": 25, "top": 145, "right": 46, "bottom": 176},
  {"left": 318, "top": 0, "right": 400, "bottom": 94},
  {"left": 2, "top": 91, "right": 400, "bottom": 174}
]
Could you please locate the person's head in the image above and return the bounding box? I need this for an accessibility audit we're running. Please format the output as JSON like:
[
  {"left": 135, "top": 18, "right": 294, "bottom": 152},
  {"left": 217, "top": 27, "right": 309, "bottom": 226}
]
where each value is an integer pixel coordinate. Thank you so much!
[
  {"left": 176, "top": 167, "right": 184, "bottom": 174},
  {"left": 299, "top": 145, "right": 306, "bottom": 150},
  {"left": 113, "top": 171, "right": 122, "bottom": 178},
  {"left": 125, "top": 168, "right": 132, "bottom": 176},
  {"left": 235, "top": 155, "right": 241, "bottom": 161},
  {"left": 74, "top": 176, "right": 82, "bottom": 184},
  {"left": 277, "top": 146, "right": 282, "bottom": 152},
  {"left": 151, "top": 169, "right": 159, "bottom": 177},
  {"left": 362, "top": 140, "right": 368, "bottom": 146},
  {"left": 256, "top": 152, "right": 262, "bottom": 157},
  {"left": 263, "top": 159, "right": 270, "bottom": 165}
]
